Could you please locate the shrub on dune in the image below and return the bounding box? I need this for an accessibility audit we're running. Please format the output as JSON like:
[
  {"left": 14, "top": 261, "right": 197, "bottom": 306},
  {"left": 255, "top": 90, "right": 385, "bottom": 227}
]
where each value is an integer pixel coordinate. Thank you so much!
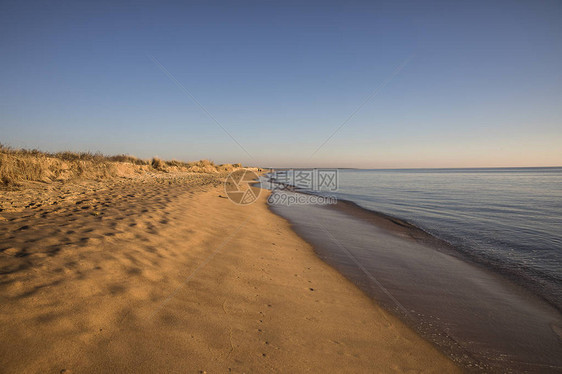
[{"left": 151, "top": 157, "right": 167, "bottom": 171}]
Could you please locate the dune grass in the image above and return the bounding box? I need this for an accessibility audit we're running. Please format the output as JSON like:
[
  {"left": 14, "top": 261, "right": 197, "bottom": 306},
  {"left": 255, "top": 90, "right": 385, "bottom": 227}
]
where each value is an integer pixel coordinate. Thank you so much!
[{"left": 0, "top": 144, "right": 240, "bottom": 186}]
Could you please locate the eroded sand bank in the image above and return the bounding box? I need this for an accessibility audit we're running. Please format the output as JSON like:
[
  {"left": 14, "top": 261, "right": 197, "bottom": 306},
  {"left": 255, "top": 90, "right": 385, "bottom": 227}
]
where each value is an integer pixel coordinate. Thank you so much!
[{"left": 0, "top": 175, "right": 459, "bottom": 373}]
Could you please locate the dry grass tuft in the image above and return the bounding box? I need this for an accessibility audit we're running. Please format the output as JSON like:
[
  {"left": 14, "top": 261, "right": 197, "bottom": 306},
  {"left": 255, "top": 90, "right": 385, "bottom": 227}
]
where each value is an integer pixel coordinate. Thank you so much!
[
  {"left": 107, "top": 154, "right": 148, "bottom": 165},
  {"left": 0, "top": 144, "right": 244, "bottom": 187},
  {"left": 151, "top": 157, "right": 166, "bottom": 170}
]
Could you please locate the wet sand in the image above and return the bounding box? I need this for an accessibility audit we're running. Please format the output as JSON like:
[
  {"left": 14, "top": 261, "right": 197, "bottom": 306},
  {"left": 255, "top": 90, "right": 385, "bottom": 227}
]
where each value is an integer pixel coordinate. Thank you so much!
[
  {"left": 269, "top": 189, "right": 562, "bottom": 373},
  {"left": 0, "top": 174, "right": 459, "bottom": 373}
]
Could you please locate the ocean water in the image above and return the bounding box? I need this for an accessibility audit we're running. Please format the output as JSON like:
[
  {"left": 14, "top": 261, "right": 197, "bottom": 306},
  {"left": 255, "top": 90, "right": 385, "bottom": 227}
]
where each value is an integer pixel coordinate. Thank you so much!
[{"left": 323, "top": 167, "right": 562, "bottom": 308}]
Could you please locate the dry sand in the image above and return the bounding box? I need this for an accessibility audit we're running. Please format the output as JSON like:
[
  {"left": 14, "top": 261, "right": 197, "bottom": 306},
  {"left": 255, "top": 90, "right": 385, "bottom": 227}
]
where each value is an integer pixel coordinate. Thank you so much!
[{"left": 0, "top": 173, "right": 460, "bottom": 373}]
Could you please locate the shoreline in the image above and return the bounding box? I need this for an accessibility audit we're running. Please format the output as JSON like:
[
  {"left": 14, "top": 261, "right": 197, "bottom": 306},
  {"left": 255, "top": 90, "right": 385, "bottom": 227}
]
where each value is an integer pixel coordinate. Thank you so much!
[
  {"left": 267, "top": 187, "right": 562, "bottom": 372},
  {"left": 269, "top": 172, "right": 561, "bottom": 314},
  {"left": 332, "top": 196, "right": 562, "bottom": 313},
  {"left": 0, "top": 174, "right": 459, "bottom": 372}
]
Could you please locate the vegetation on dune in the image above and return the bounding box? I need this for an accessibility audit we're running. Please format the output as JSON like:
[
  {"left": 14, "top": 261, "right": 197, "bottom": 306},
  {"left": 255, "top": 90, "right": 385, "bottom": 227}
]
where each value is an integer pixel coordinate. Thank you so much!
[
  {"left": 0, "top": 144, "right": 242, "bottom": 186},
  {"left": 151, "top": 157, "right": 166, "bottom": 170}
]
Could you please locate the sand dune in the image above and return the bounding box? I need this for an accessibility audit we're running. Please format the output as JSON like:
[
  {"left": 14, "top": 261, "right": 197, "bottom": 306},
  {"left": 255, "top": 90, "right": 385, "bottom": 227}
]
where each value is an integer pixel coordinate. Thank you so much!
[{"left": 0, "top": 173, "right": 459, "bottom": 373}]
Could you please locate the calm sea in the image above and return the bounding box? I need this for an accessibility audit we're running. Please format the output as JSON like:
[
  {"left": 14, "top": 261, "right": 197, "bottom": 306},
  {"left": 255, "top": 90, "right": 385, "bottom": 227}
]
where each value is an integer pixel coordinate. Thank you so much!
[{"left": 321, "top": 167, "right": 562, "bottom": 308}]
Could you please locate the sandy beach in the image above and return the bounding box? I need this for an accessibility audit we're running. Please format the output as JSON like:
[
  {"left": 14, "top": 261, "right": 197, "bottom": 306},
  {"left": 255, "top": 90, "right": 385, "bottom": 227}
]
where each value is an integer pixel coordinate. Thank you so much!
[{"left": 0, "top": 172, "right": 460, "bottom": 373}]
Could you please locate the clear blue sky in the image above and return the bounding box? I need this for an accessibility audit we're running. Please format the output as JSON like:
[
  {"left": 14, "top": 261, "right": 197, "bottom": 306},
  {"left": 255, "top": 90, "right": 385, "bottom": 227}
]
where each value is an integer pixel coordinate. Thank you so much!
[{"left": 1, "top": 0, "right": 561, "bottom": 168}]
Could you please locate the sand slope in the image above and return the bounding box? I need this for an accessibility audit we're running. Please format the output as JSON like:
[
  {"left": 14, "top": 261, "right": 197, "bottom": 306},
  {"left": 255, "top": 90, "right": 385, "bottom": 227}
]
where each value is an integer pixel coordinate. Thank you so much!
[{"left": 0, "top": 175, "right": 459, "bottom": 373}]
